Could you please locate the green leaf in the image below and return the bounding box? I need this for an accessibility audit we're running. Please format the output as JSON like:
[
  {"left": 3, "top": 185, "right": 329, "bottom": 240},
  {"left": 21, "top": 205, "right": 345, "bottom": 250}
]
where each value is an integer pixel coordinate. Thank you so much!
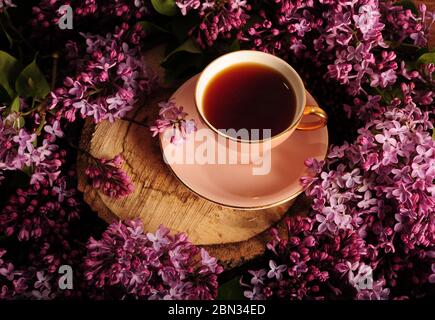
[
  {"left": 138, "top": 21, "right": 170, "bottom": 35},
  {"left": 416, "top": 52, "right": 435, "bottom": 66},
  {"left": 217, "top": 278, "right": 245, "bottom": 300},
  {"left": 13, "top": 115, "right": 25, "bottom": 129},
  {"left": 15, "top": 59, "right": 50, "bottom": 99},
  {"left": 151, "top": 0, "right": 178, "bottom": 16},
  {"left": 394, "top": 0, "right": 418, "bottom": 14},
  {"left": 10, "top": 95, "right": 20, "bottom": 112},
  {"left": 162, "top": 38, "right": 202, "bottom": 64},
  {"left": 432, "top": 128, "right": 435, "bottom": 141},
  {"left": 0, "top": 50, "right": 21, "bottom": 99}
]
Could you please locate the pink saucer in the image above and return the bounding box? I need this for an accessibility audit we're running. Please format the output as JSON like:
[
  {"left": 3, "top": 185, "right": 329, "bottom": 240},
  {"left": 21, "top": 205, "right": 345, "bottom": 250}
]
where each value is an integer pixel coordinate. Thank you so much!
[{"left": 160, "top": 75, "right": 328, "bottom": 210}]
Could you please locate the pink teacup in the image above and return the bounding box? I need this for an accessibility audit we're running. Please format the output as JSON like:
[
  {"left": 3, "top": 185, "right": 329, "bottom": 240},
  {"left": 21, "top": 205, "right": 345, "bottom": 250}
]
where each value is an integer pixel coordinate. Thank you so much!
[{"left": 194, "top": 50, "right": 327, "bottom": 152}]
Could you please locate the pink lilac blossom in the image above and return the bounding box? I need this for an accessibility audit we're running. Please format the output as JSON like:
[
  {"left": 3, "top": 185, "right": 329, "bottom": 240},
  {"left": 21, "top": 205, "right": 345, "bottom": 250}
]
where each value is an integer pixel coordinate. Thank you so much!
[
  {"left": 0, "top": 174, "right": 84, "bottom": 300},
  {"left": 48, "top": 24, "right": 157, "bottom": 123},
  {"left": 242, "top": 0, "right": 318, "bottom": 57},
  {"left": 343, "top": 59, "right": 434, "bottom": 121},
  {"left": 242, "top": 216, "right": 379, "bottom": 300},
  {"left": 300, "top": 89, "right": 435, "bottom": 296},
  {"left": 382, "top": 2, "right": 435, "bottom": 47},
  {"left": 84, "top": 220, "right": 223, "bottom": 299},
  {"left": 0, "top": 0, "right": 14, "bottom": 12},
  {"left": 355, "top": 278, "right": 390, "bottom": 300},
  {"left": 150, "top": 99, "right": 197, "bottom": 145},
  {"left": 243, "top": 1, "right": 432, "bottom": 102},
  {"left": 0, "top": 112, "right": 63, "bottom": 187},
  {"left": 405, "top": 63, "right": 435, "bottom": 108},
  {"left": 176, "top": 0, "right": 250, "bottom": 48},
  {"left": 85, "top": 155, "right": 134, "bottom": 198},
  {"left": 0, "top": 176, "right": 80, "bottom": 242},
  {"left": 31, "top": 0, "right": 150, "bottom": 33},
  {"left": 0, "top": 248, "right": 27, "bottom": 299},
  {"left": 0, "top": 250, "right": 80, "bottom": 300},
  {"left": 304, "top": 96, "right": 434, "bottom": 251}
]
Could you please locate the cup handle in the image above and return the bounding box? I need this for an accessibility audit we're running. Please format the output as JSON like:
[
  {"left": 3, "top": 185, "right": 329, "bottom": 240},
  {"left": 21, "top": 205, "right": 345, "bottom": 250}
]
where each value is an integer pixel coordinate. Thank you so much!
[{"left": 296, "top": 105, "right": 328, "bottom": 131}]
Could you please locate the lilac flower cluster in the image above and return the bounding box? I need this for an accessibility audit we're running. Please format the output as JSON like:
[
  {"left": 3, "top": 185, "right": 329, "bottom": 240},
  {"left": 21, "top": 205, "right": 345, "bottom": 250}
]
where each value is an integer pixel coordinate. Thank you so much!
[
  {"left": 243, "top": 1, "right": 433, "bottom": 99},
  {"left": 176, "top": 0, "right": 250, "bottom": 48},
  {"left": 150, "top": 99, "right": 197, "bottom": 145},
  {"left": 322, "top": 1, "right": 398, "bottom": 95},
  {"left": 48, "top": 23, "right": 157, "bottom": 123},
  {"left": 73, "top": 0, "right": 150, "bottom": 21},
  {"left": 84, "top": 220, "right": 223, "bottom": 300},
  {"left": 0, "top": 248, "right": 26, "bottom": 299},
  {"left": 305, "top": 95, "right": 434, "bottom": 251},
  {"left": 343, "top": 59, "right": 434, "bottom": 122},
  {"left": 31, "top": 0, "right": 150, "bottom": 32},
  {"left": 0, "top": 0, "right": 14, "bottom": 12},
  {"left": 296, "top": 98, "right": 433, "bottom": 298},
  {"left": 0, "top": 175, "right": 80, "bottom": 243},
  {"left": 85, "top": 155, "right": 134, "bottom": 198},
  {"left": 0, "top": 112, "right": 64, "bottom": 187},
  {"left": 242, "top": 216, "right": 390, "bottom": 300},
  {"left": 1, "top": 247, "right": 80, "bottom": 300},
  {"left": 0, "top": 174, "right": 84, "bottom": 300},
  {"left": 242, "top": 0, "right": 318, "bottom": 57},
  {"left": 382, "top": 2, "right": 435, "bottom": 47}
]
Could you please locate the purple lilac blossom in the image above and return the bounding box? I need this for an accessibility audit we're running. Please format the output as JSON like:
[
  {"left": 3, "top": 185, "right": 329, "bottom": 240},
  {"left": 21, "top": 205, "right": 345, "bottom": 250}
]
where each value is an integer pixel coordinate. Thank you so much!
[
  {"left": 175, "top": 0, "right": 250, "bottom": 48},
  {"left": 243, "top": 0, "right": 433, "bottom": 103},
  {"left": 85, "top": 155, "right": 134, "bottom": 198},
  {"left": 84, "top": 220, "right": 223, "bottom": 299},
  {"left": 242, "top": 217, "right": 372, "bottom": 300},
  {"left": 30, "top": 0, "right": 150, "bottom": 35},
  {"left": 150, "top": 99, "right": 197, "bottom": 145},
  {"left": 0, "top": 113, "right": 63, "bottom": 187},
  {"left": 298, "top": 87, "right": 434, "bottom": 298},
  {"left": 0, "top": 0, "right": 14, "bottom": 12},
  {"left": 0, "top": 174, "right": 84, "bottom": 300},
  {"left": 48, "top": 24, "right": 157, "bottom": 123}
]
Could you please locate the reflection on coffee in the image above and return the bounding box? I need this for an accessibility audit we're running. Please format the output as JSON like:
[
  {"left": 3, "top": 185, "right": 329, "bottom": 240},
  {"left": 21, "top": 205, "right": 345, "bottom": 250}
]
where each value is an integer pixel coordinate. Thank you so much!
[{"left": 202, "top": 63, "right": 296, "bottom": 140}]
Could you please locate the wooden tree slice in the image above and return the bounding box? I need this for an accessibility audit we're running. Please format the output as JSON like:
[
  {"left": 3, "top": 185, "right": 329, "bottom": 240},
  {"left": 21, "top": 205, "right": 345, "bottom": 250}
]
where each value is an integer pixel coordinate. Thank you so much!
[{"left": 76, "top": 46, "right": 310, "bottom": 268}]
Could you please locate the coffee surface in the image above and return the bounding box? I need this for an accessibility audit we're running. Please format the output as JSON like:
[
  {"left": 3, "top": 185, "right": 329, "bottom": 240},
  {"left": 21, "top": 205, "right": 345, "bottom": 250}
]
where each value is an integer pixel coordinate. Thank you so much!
[{"left": 203, "top": 63, "right": 296, "bottom": 139}]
